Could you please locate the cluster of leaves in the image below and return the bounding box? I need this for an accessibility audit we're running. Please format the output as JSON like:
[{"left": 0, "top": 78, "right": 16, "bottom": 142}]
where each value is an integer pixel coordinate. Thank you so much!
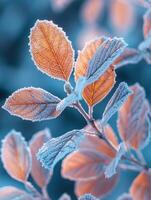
[{"left": 1, "top": 17, "right": 151, "bottom": 200}]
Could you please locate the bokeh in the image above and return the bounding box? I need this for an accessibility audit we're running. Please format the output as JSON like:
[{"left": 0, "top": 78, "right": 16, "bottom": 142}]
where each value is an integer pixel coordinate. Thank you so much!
[{"left": 0, "top": 0, "right": 151, "bottom": 199}]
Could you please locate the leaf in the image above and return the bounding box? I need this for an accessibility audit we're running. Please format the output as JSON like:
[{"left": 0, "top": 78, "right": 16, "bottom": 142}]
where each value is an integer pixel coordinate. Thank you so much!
[
  {"left": 118, "top": 83, "right": 150, "bottom": 149},
  {"left": 0, "top": 187, "right": 34, "bottom": 200},
  {"left": 117, "top": 193, "right": 133, "bottom": 200},
  {"left": 101, "top": 82, "right": 132, "bottom": 125},
  {"left": 59, "top": 193, "right": 71, "bottom": 200},
  {"left": 62, "top": 149, "right": 110, "bottom": 181},
  {"left": 85, "top": 37, "right": 127, "bottom": 85},
  {"left": 105, "top": 142, "right": 126, "bottom": 178},
  {"left": 110, "top": 0, "right": 135, "bottom": 34},
  {"left": 114, "top": 48, "right": 142, "bottom": 69},
  {"left": 30, "top": 20, "right": 74, "bottom": 81},
  {"left": 37, "top": 130, "right": 85, "bottom": 170},
  {"left": 75, "top": 173, "right": 118, "bottom": 198},
  {"left": 3, "top": 87, "right": 61, "bottom": 121},
  {"left": 79, "top": 193, "right": 99, "bottom": 200},
  {"left": 130, "top": 172, "right": 151, "bottom": 200},
  {"left": 75, "top": 37, "right": 116, "bottom": 107},
  {"left": 139, "top": 36, "right": 151, "bottom": 64},
  {"left": 57, "top": 77, "right": 87, "bottom": 112},
  {"left": 143, "top": 9, "right": 151, "bottom": 39},
  {"left": 1, "top": 130, "right": 31, "bottom": 182},
  {"left": 29, "top": 129, "right": 52, "bottom": 188}
]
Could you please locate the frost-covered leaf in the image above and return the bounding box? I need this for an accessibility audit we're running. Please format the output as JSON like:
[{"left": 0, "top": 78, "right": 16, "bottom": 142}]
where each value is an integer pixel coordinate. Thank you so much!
[
  {"left": 130, "top": 172, "right": 151, "bottom": 200},
  {"left": 57, "top": 77, "right": 87, "bottom": 112},
  {"left": 101, "top": 82, "right": 132, "bottom": 125},
  {"left": 105, "top": 143, "right": 126, "bottom": 178},
  {"left": 117, "top": 193, "right": 133, "bottom": 200},
  {"left": 59, "top": 193, "right": 71, "bottom": 200},
  {"left": 118, "top": 83, "right": 150, "bottom": 149},
  {"left": 114, "top": 48, "right": 142, "bottom": 69},
  {"left": 110, "top": 0, "right": 135, "bottom": 34},
  {"left": 37, "top": 130, "right": 84, "bottom": 170},
  {"left": 29, "top": 129, "right": 52, "bottom": 188},
  {"left": 0, "top": 187, "right": 34, "bottom": 200},
  {"left": 30, "top": 20, "right": 74, "bottom": 81},
  {"left": 1, "top": 130, "right": 31, "bottom": 182},
  {"left": 139, "top": 36, "right": 151, "bottom": 64},
  {"left": 62, "top": 149, "right": 110, "bottom": 181},
  {"left": 3, "top": 87, "right": 61, "bottom": 121},
  {"left": 75, "top": 37, "right": 116, "bottom": 107},
  {"left": 143, "top": 9, "right": 151, "bottom": 39},
  {"left": 86, "top": 37, "right": 127, "bottom": 85},
  {"left": 79, "top": 193, "right": 99, "bottom": 200},
  {"left": 75, "top": 173, "right": 118, "bottom": 198}
]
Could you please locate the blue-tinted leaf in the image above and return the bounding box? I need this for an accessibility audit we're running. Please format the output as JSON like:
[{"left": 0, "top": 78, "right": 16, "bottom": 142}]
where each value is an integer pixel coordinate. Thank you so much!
[
  {"left": 79, "top": 194, "right": 98, "bottom": 200},
  {"left": 57, "top": 77, "right": 87, "bottom": 112},
  {"left": 101, "top": 82, "right": 132, "bottom": 125},
  {"left": 29, "top": 129, "right": 52, "bottom": 188},
  {"left": 105, "top": 143, "right": 126, "bottom": 178},
  {"left": 139, "top": 36, "right": 151, "bottom": 64},
  {"left": 117, "top": 193, "right": 133, "bottom": 200},
  {"left": 37, "top": 130, "right": 85, "bottom": 170},
  {"left": 114, "top": 48, "right": 142, "bottom": 69},
  {"left": 59, "top": 193, "right": 71, "bottom": 200},
  {"left": 0, "top": 187, "right": 34, "bottom": 200},
  {"left": 3, "top": 87, "right": 61, "bottom": 121},
  {"left": 86, "top": 37, "right": 127, "bottom": 85},
  {"left": 1, "top": 130, "right": 31, "bottom": 182}
]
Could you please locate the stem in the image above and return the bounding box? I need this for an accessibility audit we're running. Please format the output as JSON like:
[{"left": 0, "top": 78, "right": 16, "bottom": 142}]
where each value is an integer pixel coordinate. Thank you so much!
[
  {"left": 42, "top": 187, "right": 51, "bottom": 200},
  {"left": 25, "top": 181, "right": 42, "bottom": 198},
  {"left": 88, "top": 106, "right": 93, "bottom": 120},
  {"left": 74, "top": 101, "right": 150, "bottom": 172}
]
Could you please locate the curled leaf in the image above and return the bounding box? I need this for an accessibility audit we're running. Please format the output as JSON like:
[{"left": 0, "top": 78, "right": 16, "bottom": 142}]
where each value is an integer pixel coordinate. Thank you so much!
[
  {"left": 3, "top": 87, "right": 61, "bottom": 121},
  {"left": 30, "top": 20, "right": 74, "bottom": 81},
  {"left": 114, "top": 48, "right": 142, "bottom": 69},
  {"left": 85, "top": 37, "right": 127, "bottom": 85},
  {"left": 37, "top": 130, "right": 85, "bottom": 170},
  {"left": 130, "top": 172, "right": 151, "bottom": 200},
  {"left": 79, "top": 193, "right": 99, "bottom": 200},
  {"left": 101, "top": 82, "right": 132, "bottom": 125},
  {"left": 1, "top": 130, "right": 31, "bottom": 182},
  {"left": 75, "top": 37, "right": 116, "bottom": 107},
  {"left": 118, "top": 83, "right": 150, "bottom": 149},
  {"left": 0, "top": 187, "right": 34, "bottom": 200},
  {"left": 105, "top": 142, "right": 126, "bottom": 178},
  {"left": 29, "top": 129, "right": 52, "bottom": 188},
  {"left": 75, "top": 173, "right": 118, "bottom": 198}
]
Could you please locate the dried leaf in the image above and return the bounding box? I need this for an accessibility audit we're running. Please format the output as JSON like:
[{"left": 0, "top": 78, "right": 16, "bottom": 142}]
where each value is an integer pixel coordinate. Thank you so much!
[
  {"left": 110, "top": 0, "right": 135, "bottom": 34},
  {"left": 79, "top": 194, "right": 99, "bottom": 200},
  {"left": 85, "top": 37, "right": 127, "bottom": 85},
  {"left": 75, "top": 37, "right": 116, "bottom": 107},
  {"left": 130, "top": 172, "right": 151, "bottom": 200},
  {"left": 30, "top": 20, "right": 74, "bottom": 81},
  {"left": 75, "top": 173, "right": 118, "bottom": 198},
  {"left": 3, "top": 87, "right": 61, "bottom": 121},
  {"left": 114, "top": 48, "right": 142, "bottom": 69},
  {"left": 118, "top": 83, "right": 150, "bottom": 149},
  {"left": 117, "top": 193, "right": 133, "bottom": 200},
  {"left": 0, "top": 187, "right": 34, "bottom": 200},
  {"left": 62, "top": 149, "right": 110, "bottom": 181},
  {"left": 1, "top": 130, "right": 31, "bottom": 182},
  {"left": 143, "top": 9, "right": 151, "bottom": 39},
  {"left": 59, "top": 193, "right": 71, "bottom": 200},
  {"left": 37, "top": 130, "right": 85, "bottom": 170},
  {"left": 101, "top": 82, "right": 132, "bottom": 125},
  {"left": 29, "top": 129, "right": 52, "bottom": 188},
  {"left": 105, "top": 142, "right": 126, "bottom": 178}
]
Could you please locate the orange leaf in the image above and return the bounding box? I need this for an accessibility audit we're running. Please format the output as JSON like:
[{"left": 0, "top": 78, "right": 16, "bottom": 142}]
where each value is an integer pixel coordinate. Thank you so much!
[
  {"left": 30, "top": 20, "right": 74, "bottom": 81},
  {"left": 30, "top": 129, "right": 52, "bottom": 188},
  {"left": 130, "top": 172, "right": 151, "bottom": 200},
  {"left": 1, "top": 130, "right": 31, "bottom": 182},
  {"left": 75, "top": 173, "right": 118, "bottom": 198},
  {"left": 75, "top": 38, "right": 116, "bottom": 107}
]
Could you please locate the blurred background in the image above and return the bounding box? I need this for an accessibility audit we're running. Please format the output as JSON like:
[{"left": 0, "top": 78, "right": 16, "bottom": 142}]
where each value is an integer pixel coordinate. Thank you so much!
[{"left": 0, "top": 0, "right": 151, "bottom": 199}]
